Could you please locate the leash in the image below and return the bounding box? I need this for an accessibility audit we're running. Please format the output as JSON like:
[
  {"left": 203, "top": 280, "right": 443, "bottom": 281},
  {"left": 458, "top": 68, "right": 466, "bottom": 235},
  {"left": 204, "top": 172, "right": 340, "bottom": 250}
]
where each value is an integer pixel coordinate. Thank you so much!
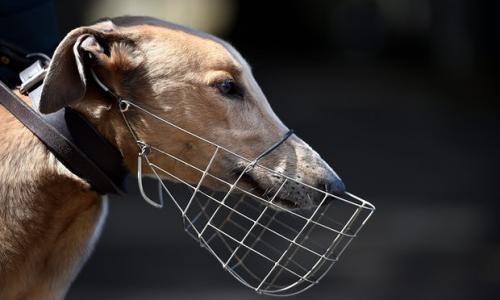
[{"left": 0, "top": 44, "right": 127, "bottom": 195}]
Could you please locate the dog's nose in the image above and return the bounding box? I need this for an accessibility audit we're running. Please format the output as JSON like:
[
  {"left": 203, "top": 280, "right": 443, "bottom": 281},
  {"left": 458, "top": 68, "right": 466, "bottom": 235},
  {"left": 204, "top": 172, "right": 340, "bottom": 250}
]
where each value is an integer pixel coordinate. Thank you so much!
[{"left": 319, "top": 173, "right": 346, "bottom": 195}]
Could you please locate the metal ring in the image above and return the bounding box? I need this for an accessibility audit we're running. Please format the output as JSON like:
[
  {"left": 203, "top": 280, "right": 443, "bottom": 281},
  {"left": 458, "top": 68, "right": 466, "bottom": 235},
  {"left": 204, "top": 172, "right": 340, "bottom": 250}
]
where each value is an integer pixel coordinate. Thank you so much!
[
  {"left": 26, "top": 52, "right": 51, "bottom": 66},
  {"left": 119, "top": 100, "right": 130, "bottom": 112}
]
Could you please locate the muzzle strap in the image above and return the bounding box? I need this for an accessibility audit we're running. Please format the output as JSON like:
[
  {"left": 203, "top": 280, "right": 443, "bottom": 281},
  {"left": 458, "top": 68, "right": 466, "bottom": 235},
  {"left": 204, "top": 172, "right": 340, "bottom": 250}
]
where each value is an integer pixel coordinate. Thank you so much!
[{"left": 253, "top": 129, "right": 294, "bottom": 163}]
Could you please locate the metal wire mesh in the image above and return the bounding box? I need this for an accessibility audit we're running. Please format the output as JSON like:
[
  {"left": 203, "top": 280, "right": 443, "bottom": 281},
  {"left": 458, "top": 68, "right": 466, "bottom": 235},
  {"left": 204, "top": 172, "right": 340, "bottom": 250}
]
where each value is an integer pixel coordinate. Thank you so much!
[{"left": 120, "top": 99, "right": 375, "bottom": 296}]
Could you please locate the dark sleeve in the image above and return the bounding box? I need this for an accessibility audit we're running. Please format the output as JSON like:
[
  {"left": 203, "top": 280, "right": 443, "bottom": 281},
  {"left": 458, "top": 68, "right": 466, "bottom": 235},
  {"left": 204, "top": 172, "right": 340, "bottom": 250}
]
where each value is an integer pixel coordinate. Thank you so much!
[{"left": 0, "top": 0, "right": 59, "bottom": 85}]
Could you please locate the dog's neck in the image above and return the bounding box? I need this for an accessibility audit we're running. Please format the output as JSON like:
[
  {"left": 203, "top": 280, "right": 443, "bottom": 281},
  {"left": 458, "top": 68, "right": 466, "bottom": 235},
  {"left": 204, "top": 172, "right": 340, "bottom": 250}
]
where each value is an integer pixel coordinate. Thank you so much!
[
  {"left": 0, "top": 90, "right": 98, "bottom": 238},
  {"left": 0, "top": 91, "right": 107, "bottom": 299},
  {"left": 0, "top": 91, "right": 92, "bottom": 189}
]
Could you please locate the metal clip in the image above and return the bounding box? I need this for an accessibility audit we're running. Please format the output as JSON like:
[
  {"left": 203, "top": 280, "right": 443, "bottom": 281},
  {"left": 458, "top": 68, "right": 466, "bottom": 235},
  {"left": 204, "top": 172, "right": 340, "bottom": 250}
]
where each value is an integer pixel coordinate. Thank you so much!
[
  {"left": 19, "top": 60, "right": 47, "bottom": 95},
  {"left": 137, "top": 141, "right": 151, "bottom": 156}
]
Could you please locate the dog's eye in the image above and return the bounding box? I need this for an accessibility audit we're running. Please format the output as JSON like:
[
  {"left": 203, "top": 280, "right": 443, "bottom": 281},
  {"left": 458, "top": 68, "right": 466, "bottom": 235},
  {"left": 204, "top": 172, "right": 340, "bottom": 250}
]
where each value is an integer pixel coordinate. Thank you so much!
[{"left": 215, "top": 79, "right": 243, "bottom": 98}]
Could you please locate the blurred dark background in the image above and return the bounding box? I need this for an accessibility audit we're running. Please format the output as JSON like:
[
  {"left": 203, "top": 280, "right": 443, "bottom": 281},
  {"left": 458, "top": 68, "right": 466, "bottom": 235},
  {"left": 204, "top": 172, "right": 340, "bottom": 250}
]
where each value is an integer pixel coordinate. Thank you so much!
[{"left": 2, "top": 0, "right": 500, "bottom": 299}]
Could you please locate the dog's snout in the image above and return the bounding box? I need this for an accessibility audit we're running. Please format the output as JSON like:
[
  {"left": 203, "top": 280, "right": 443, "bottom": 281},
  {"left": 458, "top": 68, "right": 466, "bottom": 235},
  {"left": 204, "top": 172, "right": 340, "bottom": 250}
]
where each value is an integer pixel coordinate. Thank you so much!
[{"left": 319, "top": 173, "right": 346, "bottom": 195}]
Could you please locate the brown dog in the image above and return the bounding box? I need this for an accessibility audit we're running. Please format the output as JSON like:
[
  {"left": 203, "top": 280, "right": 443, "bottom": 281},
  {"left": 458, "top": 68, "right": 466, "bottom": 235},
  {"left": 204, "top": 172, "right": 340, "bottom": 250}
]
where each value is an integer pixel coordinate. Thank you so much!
[{"left": 0, "top": 16, "right": 345, "bottom": 299}]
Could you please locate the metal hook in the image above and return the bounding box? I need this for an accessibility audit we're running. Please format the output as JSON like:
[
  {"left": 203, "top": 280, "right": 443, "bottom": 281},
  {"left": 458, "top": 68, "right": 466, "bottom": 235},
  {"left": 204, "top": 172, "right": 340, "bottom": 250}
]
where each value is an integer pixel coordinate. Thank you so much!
[
  {"left": 137, "top": 154, "right": 164, "bottom": 208},
  {"left": 136, "top": 141, "right": 162, "bottom": 208}
]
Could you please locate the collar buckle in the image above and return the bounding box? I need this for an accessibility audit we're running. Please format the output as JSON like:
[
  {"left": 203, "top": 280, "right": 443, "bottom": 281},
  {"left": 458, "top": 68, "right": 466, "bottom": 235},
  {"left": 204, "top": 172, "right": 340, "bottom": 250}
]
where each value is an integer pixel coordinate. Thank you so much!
[{"left": 19, "top": 59, "right": 48, "bottom": 95}]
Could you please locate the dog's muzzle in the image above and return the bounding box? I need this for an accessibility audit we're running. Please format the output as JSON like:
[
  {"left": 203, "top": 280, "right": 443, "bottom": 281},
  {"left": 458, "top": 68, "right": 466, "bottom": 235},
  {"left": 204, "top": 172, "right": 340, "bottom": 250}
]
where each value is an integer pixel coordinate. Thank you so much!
[{"left": 92, "top": 71, "right": 375, "bottom": 296}]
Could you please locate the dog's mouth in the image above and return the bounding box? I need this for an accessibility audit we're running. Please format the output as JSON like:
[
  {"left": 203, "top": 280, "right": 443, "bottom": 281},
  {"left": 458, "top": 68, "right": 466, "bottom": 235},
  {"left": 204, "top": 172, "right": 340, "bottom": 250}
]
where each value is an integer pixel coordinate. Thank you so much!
[{"left": 231, "top": 168, "right": 304, "bottom": 210}]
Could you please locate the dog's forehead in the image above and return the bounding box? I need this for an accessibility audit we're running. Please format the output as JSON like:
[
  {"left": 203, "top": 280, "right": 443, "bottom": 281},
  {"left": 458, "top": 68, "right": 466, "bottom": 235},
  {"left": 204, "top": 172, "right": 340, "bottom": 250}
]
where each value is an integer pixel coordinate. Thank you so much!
[{"left": 110, "top": 16, "right": 246, "bottom": 73}]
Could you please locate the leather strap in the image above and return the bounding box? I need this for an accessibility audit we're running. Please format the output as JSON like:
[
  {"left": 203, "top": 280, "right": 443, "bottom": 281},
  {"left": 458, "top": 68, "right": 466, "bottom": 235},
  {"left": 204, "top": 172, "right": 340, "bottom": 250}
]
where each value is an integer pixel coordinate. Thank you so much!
[{"left": 0, "top": 81, "right": 127, "bottom": 195}]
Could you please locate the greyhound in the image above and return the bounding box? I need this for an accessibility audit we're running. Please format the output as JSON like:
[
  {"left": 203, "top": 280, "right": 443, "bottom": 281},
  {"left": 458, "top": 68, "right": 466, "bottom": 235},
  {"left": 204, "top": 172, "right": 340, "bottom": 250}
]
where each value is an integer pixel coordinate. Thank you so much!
[{"left": 0, "top": 16, "right": 345, "bottom": 299}]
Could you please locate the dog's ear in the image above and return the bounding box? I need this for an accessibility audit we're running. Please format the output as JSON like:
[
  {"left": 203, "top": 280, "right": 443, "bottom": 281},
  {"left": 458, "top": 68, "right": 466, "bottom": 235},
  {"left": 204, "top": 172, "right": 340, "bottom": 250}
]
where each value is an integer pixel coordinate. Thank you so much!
[{"left": 39, "top": 22, "right": 115, "bottom": 114}]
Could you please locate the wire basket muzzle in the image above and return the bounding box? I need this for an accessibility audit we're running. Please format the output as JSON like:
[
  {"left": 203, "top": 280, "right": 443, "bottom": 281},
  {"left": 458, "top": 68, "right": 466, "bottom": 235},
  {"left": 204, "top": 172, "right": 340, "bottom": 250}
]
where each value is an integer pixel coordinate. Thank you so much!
[{"left": 124, "top": 100, "right": 375, "bottom": 296}]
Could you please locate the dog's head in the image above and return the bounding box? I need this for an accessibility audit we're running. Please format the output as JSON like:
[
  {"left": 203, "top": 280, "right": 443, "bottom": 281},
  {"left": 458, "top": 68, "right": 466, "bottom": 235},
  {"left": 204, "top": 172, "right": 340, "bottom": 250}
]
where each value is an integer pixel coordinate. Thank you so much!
[{"left": 38, "top": 16, "right": 345, "bottom": 209}]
